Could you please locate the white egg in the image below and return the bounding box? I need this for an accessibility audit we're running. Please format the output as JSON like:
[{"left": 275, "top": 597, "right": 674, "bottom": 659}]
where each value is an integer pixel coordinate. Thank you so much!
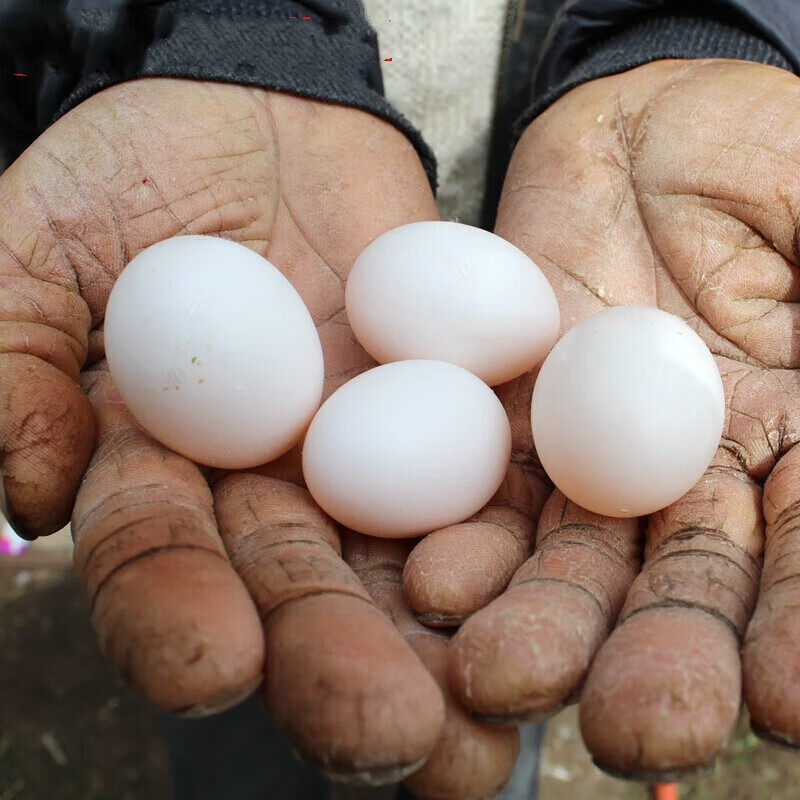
[
  {"left": 105, "top": 235, "right": 324, "bottom": 469},
  {"left": 302, "top": 360, "right": 512, "bottom": 538},
  {"left": 345, "top": 221, "right": 560, "bottom": 386},
  {"left": 531, "top": 306, "right": 725, "bottom": 518}
]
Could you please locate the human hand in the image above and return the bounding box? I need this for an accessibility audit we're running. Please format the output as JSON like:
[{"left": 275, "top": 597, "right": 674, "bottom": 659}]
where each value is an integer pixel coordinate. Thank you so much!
[
  {"left": 402, "top": 59, "right": 800, "bottom": 779},
  {"left": 0, "top": 77, "right": 520, "bottom": 793}
]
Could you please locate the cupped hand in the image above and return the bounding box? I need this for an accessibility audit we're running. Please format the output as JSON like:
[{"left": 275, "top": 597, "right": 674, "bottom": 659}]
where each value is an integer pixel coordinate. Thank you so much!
[
  {"left": 0, "top": 77, "right": 518, "bottom": 794},
  {"left": 402, "top": 59, "right": 800, "bottom": 779}
]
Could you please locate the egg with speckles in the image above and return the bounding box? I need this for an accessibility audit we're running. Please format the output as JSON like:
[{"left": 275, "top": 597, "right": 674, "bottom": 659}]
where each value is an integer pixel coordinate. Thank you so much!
[{"left": 104, "top": 235, "right": 324, "bottom": 469}]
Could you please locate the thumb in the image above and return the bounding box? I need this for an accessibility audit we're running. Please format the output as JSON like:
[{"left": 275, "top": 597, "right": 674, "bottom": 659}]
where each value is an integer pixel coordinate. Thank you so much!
[{"left": 0, "top": 155, "right": 97, "bottom": 537}]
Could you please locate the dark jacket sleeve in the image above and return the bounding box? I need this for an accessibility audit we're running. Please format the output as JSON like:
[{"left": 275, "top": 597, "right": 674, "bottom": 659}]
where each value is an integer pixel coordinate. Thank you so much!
[
  {"left": 0, "top": 0, "right": 437, "bottom": 190},
  {"left": 513, "top": 0, "right": 800, "bottom": 138}
]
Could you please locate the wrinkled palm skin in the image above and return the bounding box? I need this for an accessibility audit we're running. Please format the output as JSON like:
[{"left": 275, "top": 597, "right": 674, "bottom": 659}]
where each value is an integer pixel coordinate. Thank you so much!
[
  {"left": 422, "top": 59, "right": 800, "bottom": 780},
  {"left": 7, "top": 58, "right": 800, "bottom": 795},
  {"left": 0, "top": 79, "right": 519, "bottom": 797}
]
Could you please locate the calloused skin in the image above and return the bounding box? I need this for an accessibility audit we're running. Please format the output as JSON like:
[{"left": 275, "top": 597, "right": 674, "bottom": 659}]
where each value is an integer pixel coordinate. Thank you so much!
[
  {"left": 10, "top": 57, "right": 800, "bottom": 795},
  {"left": 400, "top": 58, "right": 800, "bottom": 779},
  {"left": 0, "top": 78, "right": 518, "bottom": 796}
]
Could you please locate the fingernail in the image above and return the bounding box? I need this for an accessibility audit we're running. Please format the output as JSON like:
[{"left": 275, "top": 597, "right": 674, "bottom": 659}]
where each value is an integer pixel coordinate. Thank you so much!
[
  {"left": 416, "top": 611, "right": 465, "bottom": 628},
  {"left": 471, "top": 707, "right": 560, "bottom": 726},
  {"left": 593, "top": 759, "right": 713, "bottom": 783},
  {"left": 320, "top": 755, "right": 428, "bottom": 786},
  {"left": 0, "top": 467, "right": 9, "bottom": 522},
  {"left": 0, "top": 470, "right": 37, "bottom": 541},
  {"left": 174, "top": 676, "right": 263, "bottom": 719},
  {"left": 751, "top": 724, "right": 800, "bottom": 750}
]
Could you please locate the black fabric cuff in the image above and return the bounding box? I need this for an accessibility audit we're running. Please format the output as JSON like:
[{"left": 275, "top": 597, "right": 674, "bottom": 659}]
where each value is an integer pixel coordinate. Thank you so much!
[
  {"left": 512, "top": 15, "right": 794, "bottom": 141},
  {"left": 0, "top": 0, "right": 438, "bottom": 192}
]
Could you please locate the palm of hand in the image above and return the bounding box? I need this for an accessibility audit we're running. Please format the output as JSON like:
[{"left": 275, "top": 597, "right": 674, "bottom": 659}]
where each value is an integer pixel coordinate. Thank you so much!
[
  {"left": 10, "top": 57, "right": 800, "bottom": 792},
  {"left": 0, "top": 77, "right": 502, "bottom": 788},
  {"left": 429, "top": 60, "right": 800, "bottom": 778}
]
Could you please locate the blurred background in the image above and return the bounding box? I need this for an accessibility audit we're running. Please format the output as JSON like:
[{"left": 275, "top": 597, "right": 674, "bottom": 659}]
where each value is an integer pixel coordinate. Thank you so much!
[{"left": 0, "top": 519, "right": 797, "bottom": 800}]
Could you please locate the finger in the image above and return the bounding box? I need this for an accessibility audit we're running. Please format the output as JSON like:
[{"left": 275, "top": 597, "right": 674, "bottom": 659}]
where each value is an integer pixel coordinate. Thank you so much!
[
  {"left": 402, "top": 507, "right": 533, "bottom": 628},
  {"left": 72, "top": 367, "right": 265, "bottom": 714},
  {"left": 403, "top": 374, "right": 551, "bottom": 624},
  {"left": 448, "top": 491, "right": 641, "bottom": 722},
  {"left": 212, "top": 475, "right": 445, "bottom": 784},
  {"left": 0, "top": 175, "right": 96, "bottom": 535},
  {"left": 345, "top": 534, "right": 519, "bottom": 800},
  {"left": 579, "top": 449, "right": 762, "bottom": 779},
  {"left": 744, "top": 443, "right": 800, "bottom": 745}
]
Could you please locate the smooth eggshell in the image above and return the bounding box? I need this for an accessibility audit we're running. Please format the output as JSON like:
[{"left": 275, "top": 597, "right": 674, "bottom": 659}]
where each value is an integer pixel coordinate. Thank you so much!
[
  {"left": 105, "top": 235, "right": 324, "bottom": 469},
  {"left": 531, "top": 306, "right": 725, "bottom": 518},
  {"left": 345, "top": 221, "right": 560, "bottom": 386},
  {"left": 302, "top": 360, "right": 512, "bottom": 538}
]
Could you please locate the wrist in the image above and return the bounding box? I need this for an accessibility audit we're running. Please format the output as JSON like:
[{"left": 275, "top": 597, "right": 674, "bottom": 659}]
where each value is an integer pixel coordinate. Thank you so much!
[{"left": 514, "top": 14, "right": 795, "bottom": 144}]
